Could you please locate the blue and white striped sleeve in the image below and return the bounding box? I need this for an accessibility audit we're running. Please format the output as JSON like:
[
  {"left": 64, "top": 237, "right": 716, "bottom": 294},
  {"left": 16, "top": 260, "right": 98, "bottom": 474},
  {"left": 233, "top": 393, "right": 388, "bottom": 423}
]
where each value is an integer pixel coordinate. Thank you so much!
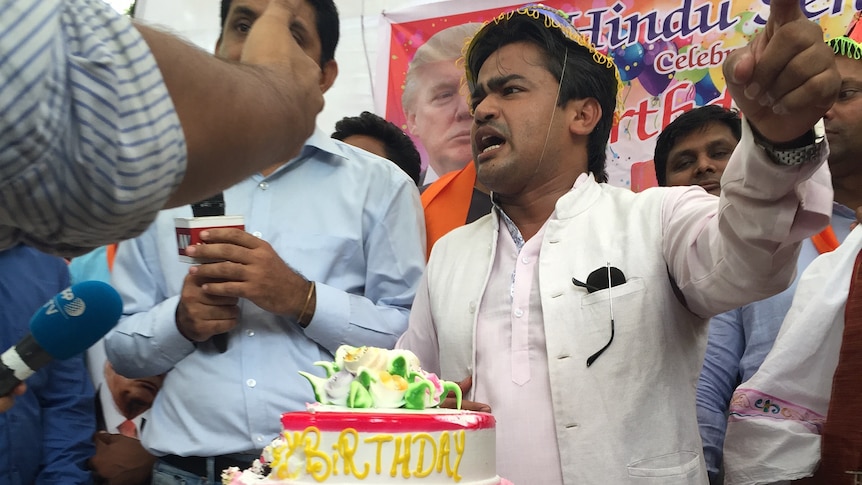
[{"left": 0, "top": 0, "right": 187, "bottom": 256}]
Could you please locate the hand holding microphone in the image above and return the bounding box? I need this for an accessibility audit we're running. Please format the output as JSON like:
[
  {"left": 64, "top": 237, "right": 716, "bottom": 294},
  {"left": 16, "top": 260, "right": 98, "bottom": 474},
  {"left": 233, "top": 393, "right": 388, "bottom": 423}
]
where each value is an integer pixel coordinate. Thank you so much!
[{"left": 0, "top": 281, "right": 122, "bottom": 397}]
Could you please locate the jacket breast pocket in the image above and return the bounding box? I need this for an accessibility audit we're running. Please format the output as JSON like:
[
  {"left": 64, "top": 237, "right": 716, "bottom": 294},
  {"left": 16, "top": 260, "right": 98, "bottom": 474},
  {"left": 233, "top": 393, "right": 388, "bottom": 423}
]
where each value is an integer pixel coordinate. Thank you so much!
[
  {"left": 580, "top": 277, "right": 646, "bottom": 308},
  {"left": 627, "top": 451, "right": 705, "bottom": 483}
]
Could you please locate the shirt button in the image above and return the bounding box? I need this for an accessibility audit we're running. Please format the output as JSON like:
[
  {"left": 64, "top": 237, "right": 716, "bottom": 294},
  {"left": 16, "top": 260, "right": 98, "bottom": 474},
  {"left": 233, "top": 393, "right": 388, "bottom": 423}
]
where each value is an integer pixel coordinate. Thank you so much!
[
  {"left": 521, "top": 256, "right": 530, "bottom": 264},
  {"left": 246, "top": 379, "right": 257, "bottom": 388},
  {"left": 514, "top": 308, "right": 524, "bottom": 318},
  {"left": 252, "top": 231, "right": 262, "bottom": 238},
  {"left": 247, "top": 330, "right": 255, "bottom": 337},
  {"left": 468, "top": 301, "right": 477, "bottom": 313},
  {"left": 255, "top": 435, "right": 265, "bottom": 443},
  {"left": 258, "top": 182, "right": 268, "bottom": 190}
]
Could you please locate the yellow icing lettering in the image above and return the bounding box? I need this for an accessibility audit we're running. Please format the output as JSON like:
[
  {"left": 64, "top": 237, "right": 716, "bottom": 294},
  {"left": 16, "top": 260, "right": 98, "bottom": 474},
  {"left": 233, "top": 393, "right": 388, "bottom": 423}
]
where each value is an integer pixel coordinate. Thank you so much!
[
  {"left": 390, "top": 435, "right": 412, "bottom": 478},
  {"left": 334, "top": 429, "right": 369, "bottom": 479},
  {"left": 436, "top": 431, "right": 451, "bottom": 474},
  {"left": 274, "top": 431, "right": 304, "bottom": 480},
  {"left": 411, "top": 433, "right": 437, "bottom": 478},
  {"left": 433, "top": 430, "right": 466, "bottom": 481},
  {"left": 451, "top": 430, "right": 465, "bottom": 482},
  {"left": 300, "top": 428, "right": 332, "bottom": 482},
  {"left": 277, "top": 427, "right": 469, "bottom": 481},
  {"left": 364, "top": 434, "right": 393, "bottom": 475}
]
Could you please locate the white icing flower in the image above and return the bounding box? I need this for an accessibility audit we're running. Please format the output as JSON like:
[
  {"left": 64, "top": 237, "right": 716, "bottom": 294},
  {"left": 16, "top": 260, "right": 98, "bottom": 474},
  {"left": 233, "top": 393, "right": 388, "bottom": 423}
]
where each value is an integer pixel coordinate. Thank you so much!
[
  {"left": 369, "top": 370, "right": 408, "bottom": 408},
  {"left": 307, "top": 345, "right": 460, "bottom": 410},
  {"left": 324, "top": 369, "right": 354, "bottom": 406},
  {"left": 340, "top": 346, "right": 389, "bottom": 374},
  {"left": 260, "top": 437, "right": 286, "bottom": 465},
  {"left": 220, "top": 466, "right": 241, "bottom": 485}
]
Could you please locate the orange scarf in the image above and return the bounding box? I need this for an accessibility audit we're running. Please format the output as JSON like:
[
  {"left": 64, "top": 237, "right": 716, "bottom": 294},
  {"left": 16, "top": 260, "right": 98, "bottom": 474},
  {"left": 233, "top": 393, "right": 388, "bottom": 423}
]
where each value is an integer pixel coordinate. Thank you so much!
[{"left": 421, "top": 163, "right": 478, "bottom": 260}]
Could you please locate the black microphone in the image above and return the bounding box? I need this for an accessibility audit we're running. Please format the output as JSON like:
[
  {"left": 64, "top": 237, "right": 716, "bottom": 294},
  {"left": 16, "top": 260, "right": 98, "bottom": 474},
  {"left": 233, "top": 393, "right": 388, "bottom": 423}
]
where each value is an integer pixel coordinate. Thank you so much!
[
  {"left": 0, "top": 281, "right": 122, "bottom": 396},
  {"left": 191, "top": 192, "right": 225, "bottom": 218},
  {"left": 190, "top": 193, "right": 229, "bottom": 353}
]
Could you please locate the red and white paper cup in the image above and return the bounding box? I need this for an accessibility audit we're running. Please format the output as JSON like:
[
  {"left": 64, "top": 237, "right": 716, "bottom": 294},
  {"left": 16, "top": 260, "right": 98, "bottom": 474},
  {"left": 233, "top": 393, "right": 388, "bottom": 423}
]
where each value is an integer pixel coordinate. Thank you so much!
[{"left": 175, "top": 216, "right": 245, "bottom": 263}]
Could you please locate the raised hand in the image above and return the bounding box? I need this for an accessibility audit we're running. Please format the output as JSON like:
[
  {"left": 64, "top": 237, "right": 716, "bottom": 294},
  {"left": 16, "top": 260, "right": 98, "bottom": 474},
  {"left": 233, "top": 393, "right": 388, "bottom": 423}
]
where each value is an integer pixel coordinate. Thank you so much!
[
  {"left": 722, "top": 0, "right": 839, "bottom": 143},
  {"left": 240, "top": 0, "right": 324, "bottom": 136},
  {"left": 186, "top": 228, "right": 313, "bottom": 322}
]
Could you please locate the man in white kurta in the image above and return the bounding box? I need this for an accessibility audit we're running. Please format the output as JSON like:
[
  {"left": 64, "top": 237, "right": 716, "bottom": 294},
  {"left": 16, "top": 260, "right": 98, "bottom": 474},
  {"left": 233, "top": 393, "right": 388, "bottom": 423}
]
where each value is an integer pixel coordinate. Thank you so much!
[{"left": 396, "top": 3, "right": 839, "bottom": 484}]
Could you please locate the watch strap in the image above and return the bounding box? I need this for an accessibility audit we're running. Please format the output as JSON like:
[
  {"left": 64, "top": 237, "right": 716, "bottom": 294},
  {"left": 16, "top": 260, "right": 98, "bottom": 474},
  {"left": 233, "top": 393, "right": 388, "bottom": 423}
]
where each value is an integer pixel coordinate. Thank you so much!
[{"left": 754, "top": 119, "right": 826, "bottom": 166}]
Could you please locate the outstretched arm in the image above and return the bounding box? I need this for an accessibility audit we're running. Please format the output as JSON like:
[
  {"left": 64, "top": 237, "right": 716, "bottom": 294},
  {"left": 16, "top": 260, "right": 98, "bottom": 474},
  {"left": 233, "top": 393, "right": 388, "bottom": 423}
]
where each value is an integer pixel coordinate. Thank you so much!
[{"left": 140, "top": 0, "right": 324, "bottom": 207}]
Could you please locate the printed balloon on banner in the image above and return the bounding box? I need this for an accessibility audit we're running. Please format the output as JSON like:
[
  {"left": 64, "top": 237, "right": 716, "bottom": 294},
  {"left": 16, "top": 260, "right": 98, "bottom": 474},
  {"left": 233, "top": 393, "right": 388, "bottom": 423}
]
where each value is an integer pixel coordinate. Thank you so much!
[
  {"left": 639, "top": 40, "right": 677, "bottom": 97},
  {"left": 695, "top": 74, "right": 721, "bottom": 105},
  {"left": 709, "top": 64, "right": 727, "bottom": 96},
  {"left": 610, "top": 43, "right": 645, "bottom": 83}
]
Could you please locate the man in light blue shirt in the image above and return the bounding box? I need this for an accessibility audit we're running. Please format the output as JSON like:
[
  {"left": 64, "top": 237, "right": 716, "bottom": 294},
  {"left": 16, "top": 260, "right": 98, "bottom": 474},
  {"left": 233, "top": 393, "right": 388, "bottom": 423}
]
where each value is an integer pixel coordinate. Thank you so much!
[
  {"left": 654, "top": 105, "right": 855, "bottom": 484},
  {"left": 0, "top": 0, "right": 323, "bottom": 256},
  {"left": 104, "top": 1, "right": 425, "bottom": 483}
]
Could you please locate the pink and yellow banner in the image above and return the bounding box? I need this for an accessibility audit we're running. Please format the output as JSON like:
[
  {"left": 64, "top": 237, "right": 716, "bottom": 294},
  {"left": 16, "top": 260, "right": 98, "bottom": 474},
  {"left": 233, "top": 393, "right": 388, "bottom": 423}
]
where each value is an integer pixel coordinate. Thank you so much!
[{"left": 380, "top": 0, "right": 859, "bottom": 190}]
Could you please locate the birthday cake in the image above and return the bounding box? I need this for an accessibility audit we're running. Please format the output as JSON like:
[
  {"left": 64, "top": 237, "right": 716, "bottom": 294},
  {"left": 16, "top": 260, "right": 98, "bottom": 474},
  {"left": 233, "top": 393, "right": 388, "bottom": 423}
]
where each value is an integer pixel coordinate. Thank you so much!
[{"left": 221, "top": 346, "right": 501, "bottom": 484}]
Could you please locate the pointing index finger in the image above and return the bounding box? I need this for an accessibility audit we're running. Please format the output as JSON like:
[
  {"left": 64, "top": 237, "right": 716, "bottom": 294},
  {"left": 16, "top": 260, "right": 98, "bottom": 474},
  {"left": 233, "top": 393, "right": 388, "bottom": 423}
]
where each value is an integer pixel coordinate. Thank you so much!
[{"left": 767, "top": 0, "right": 806, "bottom": 30}]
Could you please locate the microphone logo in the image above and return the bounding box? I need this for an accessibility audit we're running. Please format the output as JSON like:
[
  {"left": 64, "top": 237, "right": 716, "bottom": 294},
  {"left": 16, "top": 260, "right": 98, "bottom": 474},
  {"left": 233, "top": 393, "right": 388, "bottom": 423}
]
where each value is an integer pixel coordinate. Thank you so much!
[
  {"left": 43, "top": 289, "right": 86, "bottom": 318},
  {"left": 62, "top": 299, "right": 86, "bottom": 317}
]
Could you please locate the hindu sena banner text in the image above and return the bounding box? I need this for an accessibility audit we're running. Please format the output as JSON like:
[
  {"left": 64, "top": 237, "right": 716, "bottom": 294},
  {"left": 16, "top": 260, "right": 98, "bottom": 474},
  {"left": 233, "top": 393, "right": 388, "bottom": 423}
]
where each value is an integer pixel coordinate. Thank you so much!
[{"left": 379, "top": 0, "right": 858, "bottom": 191}]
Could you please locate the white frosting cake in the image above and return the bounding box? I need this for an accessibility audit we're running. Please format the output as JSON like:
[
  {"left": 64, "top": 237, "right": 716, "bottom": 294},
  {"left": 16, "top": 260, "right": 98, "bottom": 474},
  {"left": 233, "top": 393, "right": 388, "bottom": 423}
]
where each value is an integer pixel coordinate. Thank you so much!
[{"left": 221, "top": 346, "right": 502, "bottom": 485}]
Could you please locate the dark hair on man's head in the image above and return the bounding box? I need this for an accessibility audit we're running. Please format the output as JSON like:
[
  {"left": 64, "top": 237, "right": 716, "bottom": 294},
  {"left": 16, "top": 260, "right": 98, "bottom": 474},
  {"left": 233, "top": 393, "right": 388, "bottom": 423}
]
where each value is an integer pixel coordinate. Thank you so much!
[
  {"left": 653, "top": 105, "right": 742, "bottom": 186},
  {"left": 465, "top": 13, "right": 619, "bottom": 183},
  {"left": 220, "top": 0, "right": 230, "bottom": 30},
  {"left": 220, "top": 0, "right": 340, "bottom": 64},
  {"left": 332, "top": 112, "right": 422, "bottom": 185}
]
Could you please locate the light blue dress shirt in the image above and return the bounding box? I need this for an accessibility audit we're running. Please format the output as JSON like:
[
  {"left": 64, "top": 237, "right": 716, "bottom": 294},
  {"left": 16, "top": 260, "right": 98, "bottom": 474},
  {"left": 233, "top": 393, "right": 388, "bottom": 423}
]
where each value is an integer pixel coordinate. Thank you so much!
[
  {"left": 0, "top": 0, "right": 186, "bottom": 255},
  {"left": 696, "top": 202, "right": 856, "bottom": 483},
  {"left": 105, "top": 129, "right": 425, "bottom": 457}
]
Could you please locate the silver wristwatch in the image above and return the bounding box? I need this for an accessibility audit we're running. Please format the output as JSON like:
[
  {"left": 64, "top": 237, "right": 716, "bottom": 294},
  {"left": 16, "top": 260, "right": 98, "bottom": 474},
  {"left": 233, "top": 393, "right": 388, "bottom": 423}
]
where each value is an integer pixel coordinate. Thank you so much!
[{"left": 754, "top": 119, "right": 826, "bottom": 166}]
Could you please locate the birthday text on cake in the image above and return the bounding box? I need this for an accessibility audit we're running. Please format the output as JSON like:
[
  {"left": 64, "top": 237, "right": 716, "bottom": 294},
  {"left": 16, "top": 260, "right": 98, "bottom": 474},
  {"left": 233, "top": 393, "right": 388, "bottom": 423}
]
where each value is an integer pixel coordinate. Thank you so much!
[{"left": 271, "top": 427, "right": 467, "bottom": 482}]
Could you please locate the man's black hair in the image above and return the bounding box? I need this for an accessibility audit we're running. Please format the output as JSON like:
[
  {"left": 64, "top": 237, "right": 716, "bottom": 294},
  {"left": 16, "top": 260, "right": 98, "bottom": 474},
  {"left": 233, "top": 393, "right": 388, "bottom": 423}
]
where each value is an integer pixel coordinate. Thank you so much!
[
  {"left": 653, "top": 105, "right": 742, "bottom": 186},
  {"left": 332, "top": 112, "right": 422, "bottom": 185}
]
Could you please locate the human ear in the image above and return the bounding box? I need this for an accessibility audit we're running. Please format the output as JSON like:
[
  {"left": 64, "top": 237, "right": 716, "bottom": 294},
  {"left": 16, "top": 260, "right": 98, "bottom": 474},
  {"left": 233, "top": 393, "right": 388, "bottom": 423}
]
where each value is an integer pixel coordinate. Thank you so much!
[
  {"left": 568, "top": 98, "right": 602, "bottom": 136},
  {"left": 319, "top": 60, "right": 339, "bottom": 94}
]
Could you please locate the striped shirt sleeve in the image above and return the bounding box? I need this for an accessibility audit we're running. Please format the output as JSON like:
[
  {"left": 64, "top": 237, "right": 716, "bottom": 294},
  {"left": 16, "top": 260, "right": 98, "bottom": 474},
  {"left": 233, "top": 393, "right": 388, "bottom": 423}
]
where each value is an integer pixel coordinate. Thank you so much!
[{"left": 0, "top": 0, "right": 187, "bottom": 256}]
